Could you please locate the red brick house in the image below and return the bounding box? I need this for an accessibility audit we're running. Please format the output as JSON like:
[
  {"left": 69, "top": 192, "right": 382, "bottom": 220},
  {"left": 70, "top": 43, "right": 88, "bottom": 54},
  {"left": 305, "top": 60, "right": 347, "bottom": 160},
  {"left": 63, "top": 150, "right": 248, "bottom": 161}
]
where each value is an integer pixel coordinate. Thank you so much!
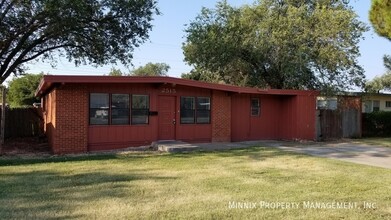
[{"left": 36, "top": 75, "right": 319, "bottom": 154}]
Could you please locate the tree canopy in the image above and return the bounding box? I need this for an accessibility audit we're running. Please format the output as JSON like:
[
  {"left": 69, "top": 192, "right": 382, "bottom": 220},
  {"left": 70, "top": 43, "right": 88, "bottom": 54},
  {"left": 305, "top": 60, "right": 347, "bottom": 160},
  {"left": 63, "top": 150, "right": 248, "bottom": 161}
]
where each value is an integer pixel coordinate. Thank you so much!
[
  {"left": 8, "top": 73, "right": 43, "bottom": 107},
  {"left": 0, "top": 0, "right": 159, "bottom": 84},
  {"left": 366, "top": 55, "right": 391, "bottom": 93},
  {"left": 131, "top": 62, "right": 170, "bottom": 76},
  {"left": 182, "top": 0, "right": 367, "bottom": 93},
  {"left": 370, "top": 0, "right": 391, "bottom": 41},
  {"left": 108, "top": 68, "right": 125, "bottom": 76}
]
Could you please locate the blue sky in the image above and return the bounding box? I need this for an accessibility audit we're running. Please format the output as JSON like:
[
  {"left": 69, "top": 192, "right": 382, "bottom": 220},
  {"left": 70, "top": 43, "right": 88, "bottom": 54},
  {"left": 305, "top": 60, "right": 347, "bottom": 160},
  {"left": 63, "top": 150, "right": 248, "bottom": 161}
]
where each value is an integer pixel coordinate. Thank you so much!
[{"left": 26, "top": 0, "right": 391, "bottom": 82}]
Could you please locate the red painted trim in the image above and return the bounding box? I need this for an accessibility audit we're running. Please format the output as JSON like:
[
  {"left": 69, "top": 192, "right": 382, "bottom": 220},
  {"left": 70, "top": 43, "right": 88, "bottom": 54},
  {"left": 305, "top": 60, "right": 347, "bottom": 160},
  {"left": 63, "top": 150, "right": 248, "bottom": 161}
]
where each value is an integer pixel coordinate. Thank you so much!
[{"left": 36, "top": 75, "right": 320, "bottom": 97}]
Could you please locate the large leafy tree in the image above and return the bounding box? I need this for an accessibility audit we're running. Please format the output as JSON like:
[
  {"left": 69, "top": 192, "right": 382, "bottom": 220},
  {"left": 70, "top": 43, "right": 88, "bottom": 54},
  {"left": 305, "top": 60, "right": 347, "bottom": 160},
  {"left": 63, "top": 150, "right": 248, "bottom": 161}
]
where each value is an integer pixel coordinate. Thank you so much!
[
  {"left": 370, "top": 0, "right": 391, "bottom": 41},
  {"left": 8, "top": 73, "right": 43, "bottom": 107},
  {"left": 366, "top": 55, "right": 391, "bottom": 92},
  {"left": 131, "top": 62, "right": 170, "bottom": 76},
  {"left": 183, "top": 0, "right": 367, "bottom": 93},
  {"left": 0, "top": 0, "right": 159, "bottom": 84}
]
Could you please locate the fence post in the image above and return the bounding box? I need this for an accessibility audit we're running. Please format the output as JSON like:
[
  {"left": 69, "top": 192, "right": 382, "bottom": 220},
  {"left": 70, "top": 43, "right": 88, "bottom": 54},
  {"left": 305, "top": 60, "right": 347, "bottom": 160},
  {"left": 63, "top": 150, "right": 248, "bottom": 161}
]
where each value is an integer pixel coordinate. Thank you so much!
[{"left": 0, "top": 87, "right": 5, "bottom": 149}]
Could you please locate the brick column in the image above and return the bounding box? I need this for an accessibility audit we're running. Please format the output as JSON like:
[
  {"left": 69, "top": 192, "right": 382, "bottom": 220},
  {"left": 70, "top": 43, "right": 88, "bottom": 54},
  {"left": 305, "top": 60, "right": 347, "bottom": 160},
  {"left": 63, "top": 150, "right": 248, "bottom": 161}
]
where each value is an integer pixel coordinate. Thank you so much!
[
  {"left": 211, "top": 90, "right": 231, "bottom": 142},
  {"left": 52, "top": 84, "right": 88, "bottom": 154}
]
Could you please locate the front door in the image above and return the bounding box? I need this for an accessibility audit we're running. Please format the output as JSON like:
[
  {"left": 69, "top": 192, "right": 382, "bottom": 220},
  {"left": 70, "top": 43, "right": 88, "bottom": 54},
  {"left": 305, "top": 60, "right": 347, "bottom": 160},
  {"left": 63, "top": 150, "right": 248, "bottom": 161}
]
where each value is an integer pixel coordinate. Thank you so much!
[{"left": 158, "top": 96, "right": 176, "bottom": 140}]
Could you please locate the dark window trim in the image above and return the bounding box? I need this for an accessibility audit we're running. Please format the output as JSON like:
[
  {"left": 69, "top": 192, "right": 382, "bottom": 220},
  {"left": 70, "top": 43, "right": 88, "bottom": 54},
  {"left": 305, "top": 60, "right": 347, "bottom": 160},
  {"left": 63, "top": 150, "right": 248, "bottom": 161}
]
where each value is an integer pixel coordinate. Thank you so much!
[
  {"left": 180, "top": 96, "right": 195, "bottom": 124},
  {"left": 89, "top": 93, "right": 150, "bottom": 126},
  {"left": 111, "top": 94, "right": 130, "bottom": 125},
  {"left": 131, "top": 94, "right": 150, "bottom": 125},
  {"left": 89, "top": 93, "right": 110, "bottom": 125},
  {"left": 180, "top": 96, "right": 211, "bottom": 124},
  {"left": 196, "top": 97, "right": 211, "bottom": 124},
  {"left": 251, "top": 98, "right": 260, "bottom": 117}
]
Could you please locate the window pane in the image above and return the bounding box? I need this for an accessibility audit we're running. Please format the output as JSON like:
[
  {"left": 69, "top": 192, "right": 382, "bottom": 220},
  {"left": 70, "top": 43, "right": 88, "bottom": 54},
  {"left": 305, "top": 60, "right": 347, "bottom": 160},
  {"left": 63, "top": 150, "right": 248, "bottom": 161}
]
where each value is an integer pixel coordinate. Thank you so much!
[
  {"left": 112, "top": 94, "right": 129, "bottom": 108},
  {"left": 131, "top": 110, "right": 149, "bottom": 124},
  {"left": 181, "top": 110, "right": 195, "bottom": 124},
  {"left": 386, "top": 101, "right": 391, "bottom": 108},
  {"left": 90, "top": 109, "right": 109, "bottom": 125},
  {"left": 90, "top": 93, "right": 109, "bottom": 108},
  {"left": 180, "top": 97, "right": 195, "bottom": 124},
  {"left": 132, "top": 95, "right": 149, "bottom": 109},
  {"left": 373, "top": 100, "right": 380, "bottom": 112},
  {"left": 112, "top": 108, "right": 129, "bottom": 125},
  {"left": 131, "top": 95, "right": 149, "bottom": 124},
  {"left": 180, "top": 97, "right": 195, "bottom": 110},
  {"left": 111, "top": 94, "right": 129, "bottom": 125},
  {"left": 197, "top": 97, "right": 210, "bottom": 110},
  {"left": 90, "top": 93, "right": 109, "bottom": 125},
  {"left": 251, "top": 98, "right": 260, "bottom": 116},
  {"left": 196, "top": 110, "right": 210, "bottom": 124}
]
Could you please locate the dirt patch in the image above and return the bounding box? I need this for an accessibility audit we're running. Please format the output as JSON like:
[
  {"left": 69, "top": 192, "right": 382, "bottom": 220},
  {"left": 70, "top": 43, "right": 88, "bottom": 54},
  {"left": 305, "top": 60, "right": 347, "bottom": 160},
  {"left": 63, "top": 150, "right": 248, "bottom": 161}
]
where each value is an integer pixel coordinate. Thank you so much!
[{"left": 0, "top": 137, "right": 51, "bottom": 156}]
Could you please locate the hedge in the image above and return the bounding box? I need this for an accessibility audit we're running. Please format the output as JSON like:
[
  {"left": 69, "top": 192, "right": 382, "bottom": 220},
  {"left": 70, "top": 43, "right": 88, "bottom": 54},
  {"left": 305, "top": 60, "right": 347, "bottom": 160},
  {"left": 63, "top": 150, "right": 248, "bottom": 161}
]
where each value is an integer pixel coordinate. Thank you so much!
[{"left": 362, "top": 112, "right": 391, "bottom": 137}]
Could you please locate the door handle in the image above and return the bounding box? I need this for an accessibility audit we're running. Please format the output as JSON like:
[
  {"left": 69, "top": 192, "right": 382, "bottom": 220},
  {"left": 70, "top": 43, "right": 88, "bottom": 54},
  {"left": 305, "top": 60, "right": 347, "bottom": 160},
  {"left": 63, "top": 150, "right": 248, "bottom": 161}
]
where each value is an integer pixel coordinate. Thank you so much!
[{"left": 173, "top": 119, "right": 176, "bottom": 125}]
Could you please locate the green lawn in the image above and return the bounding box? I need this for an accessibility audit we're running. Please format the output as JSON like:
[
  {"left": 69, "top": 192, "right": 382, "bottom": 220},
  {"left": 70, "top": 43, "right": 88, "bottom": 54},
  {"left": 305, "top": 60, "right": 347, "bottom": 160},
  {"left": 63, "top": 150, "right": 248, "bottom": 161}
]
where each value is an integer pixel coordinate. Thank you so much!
[
  {"left": 0, "top": 147, "right": 390, "bottom": 219},
  {"left": 355, "top": 138, "right": 391, "bottom": 148}
]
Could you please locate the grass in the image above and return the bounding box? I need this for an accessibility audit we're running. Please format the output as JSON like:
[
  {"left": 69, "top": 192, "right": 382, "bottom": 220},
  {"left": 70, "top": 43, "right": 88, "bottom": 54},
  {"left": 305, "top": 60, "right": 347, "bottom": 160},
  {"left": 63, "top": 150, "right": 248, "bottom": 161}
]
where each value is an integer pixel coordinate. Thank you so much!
[
  {"left": 355, "top": 138, "right": 391, "bottom": 148},
  {"left": 0, "top": 147, "right": 390, "bottom": 219}
]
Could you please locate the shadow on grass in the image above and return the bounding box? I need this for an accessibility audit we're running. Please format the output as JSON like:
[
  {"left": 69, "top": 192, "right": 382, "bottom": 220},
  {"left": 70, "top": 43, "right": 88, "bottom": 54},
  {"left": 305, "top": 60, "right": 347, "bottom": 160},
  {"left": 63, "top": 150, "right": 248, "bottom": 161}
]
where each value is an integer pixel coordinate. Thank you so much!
[
  {"left": 0, "top": 154, "right": 123, "bottom": 166},
  {"left": 162, "top": 146, "right": 306, "bottom": 161},
  {"left": 0, "top": 146, "right": 307, "bottom": 167},
  {"left": 0, "top": 169, "right": 177, "bottom": 219}
]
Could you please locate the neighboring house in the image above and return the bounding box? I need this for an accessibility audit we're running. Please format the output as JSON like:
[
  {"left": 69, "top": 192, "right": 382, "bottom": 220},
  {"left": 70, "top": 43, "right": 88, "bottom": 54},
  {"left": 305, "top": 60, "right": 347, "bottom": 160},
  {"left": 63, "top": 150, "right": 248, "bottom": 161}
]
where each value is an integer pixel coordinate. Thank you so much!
[
  {"left": 316, "top": 97, "right": 338, "bottom": 110},
  {"left": 36, "top": 75, "right": 319, "bottom": 154},
  {"left": 361, "top": 93, "right": 391, "bottom": 113}
]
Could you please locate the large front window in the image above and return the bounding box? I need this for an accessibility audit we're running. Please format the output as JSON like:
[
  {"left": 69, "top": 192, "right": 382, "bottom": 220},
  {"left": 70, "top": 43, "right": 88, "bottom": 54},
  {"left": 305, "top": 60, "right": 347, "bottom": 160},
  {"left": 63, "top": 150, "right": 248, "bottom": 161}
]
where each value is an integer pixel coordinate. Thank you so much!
[{"left": 89, "top": 93, "right": 149, "bottom": 125}]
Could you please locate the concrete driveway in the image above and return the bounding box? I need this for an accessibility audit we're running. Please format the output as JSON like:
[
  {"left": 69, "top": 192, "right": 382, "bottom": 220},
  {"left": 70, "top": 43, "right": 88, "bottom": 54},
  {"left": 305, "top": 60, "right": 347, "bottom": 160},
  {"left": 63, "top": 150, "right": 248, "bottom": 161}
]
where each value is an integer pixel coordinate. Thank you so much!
[{"left": 274, "top": 142, "right": 391, "bottom": 169}]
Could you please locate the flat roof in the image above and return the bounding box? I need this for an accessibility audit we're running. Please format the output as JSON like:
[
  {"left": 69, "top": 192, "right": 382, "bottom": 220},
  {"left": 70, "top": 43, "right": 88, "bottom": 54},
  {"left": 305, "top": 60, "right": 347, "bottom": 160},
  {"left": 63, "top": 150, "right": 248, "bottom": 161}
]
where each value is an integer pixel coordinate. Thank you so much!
[{"left": 36, "top": 75, "right": 319, "bottom": 96}]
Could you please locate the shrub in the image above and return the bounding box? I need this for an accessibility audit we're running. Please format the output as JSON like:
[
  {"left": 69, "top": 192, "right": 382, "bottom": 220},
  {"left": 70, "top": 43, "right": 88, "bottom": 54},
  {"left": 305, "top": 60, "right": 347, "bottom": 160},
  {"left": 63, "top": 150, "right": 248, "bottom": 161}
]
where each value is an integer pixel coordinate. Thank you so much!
[{"left": 362, "top": 112, "right": 391, "bottom": 137}]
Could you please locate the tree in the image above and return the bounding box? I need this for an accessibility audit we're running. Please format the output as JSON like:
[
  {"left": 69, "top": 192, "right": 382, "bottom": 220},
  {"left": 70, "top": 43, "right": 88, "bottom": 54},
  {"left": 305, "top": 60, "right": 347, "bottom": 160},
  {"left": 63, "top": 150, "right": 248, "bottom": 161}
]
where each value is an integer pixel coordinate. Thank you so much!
[
  {"left": 370, "top": 0, "right": 391, "bottom": 41},
  {"left": 8, "top": 73, "right": 43, "bottom": 107},
  {"left": 366, "top": 55, "right": 391, "bottom": 92},
  {"left": 183, "top": 0, "right": 367, "bottom": 93},
  {"left": 108, "top": 68, "right": 125, "bottom": 76},
  {"left": 0, "top": 0, "right": 159, "bottom": 84},
  {"left": 131, "top": 62, "right": 170, "bottom": 76}
]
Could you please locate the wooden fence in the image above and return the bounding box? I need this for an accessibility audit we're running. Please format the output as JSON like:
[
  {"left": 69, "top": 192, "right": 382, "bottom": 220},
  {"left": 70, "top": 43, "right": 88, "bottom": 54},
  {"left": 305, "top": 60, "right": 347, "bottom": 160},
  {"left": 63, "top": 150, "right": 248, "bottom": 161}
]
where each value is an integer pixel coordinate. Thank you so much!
[
  {"left": 316, "top": 96, "right": 362, "bottom": 141},
  {"left": 0, "top": 107, "right": 43, "bottom": 139},
  {"left": 316, "top": 109, "right": 361, "bottom": 140}
]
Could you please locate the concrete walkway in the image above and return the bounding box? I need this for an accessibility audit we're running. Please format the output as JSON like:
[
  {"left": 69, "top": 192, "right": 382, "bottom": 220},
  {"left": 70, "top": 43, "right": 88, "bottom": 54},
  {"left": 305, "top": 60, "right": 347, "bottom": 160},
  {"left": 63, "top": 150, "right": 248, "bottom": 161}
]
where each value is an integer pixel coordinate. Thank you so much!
[
  {"left": 275, "top": 142, "right": 391, "bottom": 169},
  {"left": 153, "top": 140, "right": 391, "bottom": 169}
]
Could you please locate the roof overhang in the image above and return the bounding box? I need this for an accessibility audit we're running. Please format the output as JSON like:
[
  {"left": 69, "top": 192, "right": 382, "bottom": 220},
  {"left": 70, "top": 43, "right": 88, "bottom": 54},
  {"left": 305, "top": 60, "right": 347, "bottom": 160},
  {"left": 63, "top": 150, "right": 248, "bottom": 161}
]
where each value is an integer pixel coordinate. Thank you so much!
[{"left": 35, "top": 75, "right": 320, "bottom": 97}]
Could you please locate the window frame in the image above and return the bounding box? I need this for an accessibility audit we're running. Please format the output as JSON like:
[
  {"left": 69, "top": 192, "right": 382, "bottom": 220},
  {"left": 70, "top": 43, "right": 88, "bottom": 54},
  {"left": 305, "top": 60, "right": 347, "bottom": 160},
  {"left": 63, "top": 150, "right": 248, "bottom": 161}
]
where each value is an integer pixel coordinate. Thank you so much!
[
  {"left": 373, "top": 100, "right": 380, "bottom": 112},
  {"left": 180, "top": 96, "right": 211, "bottom": 124},
  {"left": 251, "top": 98, "right": 260, "bottom": 117},
  {"left": 180, "top": 96, "right": 196, "bottom": 124},
  {"left": 111, "top": 94, "right": 130, "bottom": 125},
  {"left": 89, "top": 93, "right": 110, "bottom": 125},
  {"left": 386, "top": 101, "right": 391, "bottom": 108},
  {"left": 196, "top": 97, "right": 211, "bottom": 124},
  {"left": 131, "top": 94, "right": 150, "bottom": 125}
]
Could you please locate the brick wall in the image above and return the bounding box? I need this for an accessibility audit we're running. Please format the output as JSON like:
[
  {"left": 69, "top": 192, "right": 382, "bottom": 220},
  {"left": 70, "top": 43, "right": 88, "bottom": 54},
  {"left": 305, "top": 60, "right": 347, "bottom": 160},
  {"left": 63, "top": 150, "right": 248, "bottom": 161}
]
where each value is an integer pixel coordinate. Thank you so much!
[
  {"left": 46, "top": 84, "right": 88, "bottom": 154},
  {"left": 211, "top": 90, "right": 231, "bottom": 142}
]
